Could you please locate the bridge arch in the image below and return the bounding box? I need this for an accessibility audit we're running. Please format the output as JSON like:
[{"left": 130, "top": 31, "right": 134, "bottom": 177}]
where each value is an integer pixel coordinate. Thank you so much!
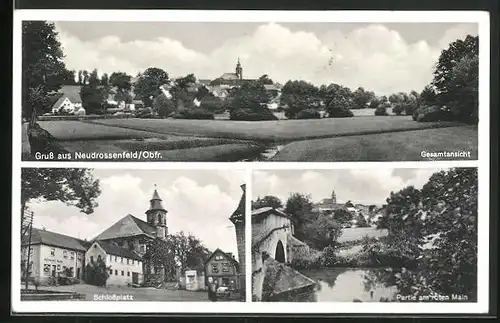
[{"left": 275, "top": 240, "right": 285, "bottom": 263}]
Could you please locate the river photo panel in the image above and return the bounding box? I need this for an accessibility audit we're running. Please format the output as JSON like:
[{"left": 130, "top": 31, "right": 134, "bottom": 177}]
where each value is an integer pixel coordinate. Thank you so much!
[{"left": 251, "top": 167, "right": 479, "bottom": 303}]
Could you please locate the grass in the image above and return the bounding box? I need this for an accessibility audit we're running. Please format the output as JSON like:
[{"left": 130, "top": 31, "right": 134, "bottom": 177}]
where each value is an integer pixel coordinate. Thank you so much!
[
  {"left": 272, "top": 126, "right": 478, "bottom": 162},
  {"left": 338, "top": 227, "right": 389, "bottom": 243},
  {"left": 85, "top": 116, "right": 465, "bottom": 143}
]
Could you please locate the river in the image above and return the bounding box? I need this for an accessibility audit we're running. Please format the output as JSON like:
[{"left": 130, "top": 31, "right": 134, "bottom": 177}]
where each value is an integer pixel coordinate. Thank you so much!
[{"left": 300, "top": 268, "right": 398, "bottom": 302}]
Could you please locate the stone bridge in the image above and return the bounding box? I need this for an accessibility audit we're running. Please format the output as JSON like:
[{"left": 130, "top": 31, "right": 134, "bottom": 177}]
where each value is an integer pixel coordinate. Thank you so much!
[{"left": 251, "top": 207, "right": 313, "bottom": 301}]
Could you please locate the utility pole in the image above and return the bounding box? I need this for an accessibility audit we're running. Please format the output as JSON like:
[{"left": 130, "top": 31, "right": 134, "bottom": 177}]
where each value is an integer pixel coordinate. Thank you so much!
[{"left": 21, "top": 209, "right": 34, "bottom": 290}]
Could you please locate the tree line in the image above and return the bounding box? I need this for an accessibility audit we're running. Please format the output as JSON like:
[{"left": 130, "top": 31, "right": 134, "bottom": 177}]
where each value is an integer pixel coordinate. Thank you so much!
[{"left": 22, "top": 21, "right": 478, "bottom": 124}]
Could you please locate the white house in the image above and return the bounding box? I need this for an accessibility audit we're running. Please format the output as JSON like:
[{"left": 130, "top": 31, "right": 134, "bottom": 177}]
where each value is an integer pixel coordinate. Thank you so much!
[
  {"left": 85, "top": 240, "right": 144, "bottom": 286},
  {"left": 50, "top": 85, "right": 83, "bottom": 115},
  {"left": 21, "top": 228, "right": 88, "bottom": 284}
]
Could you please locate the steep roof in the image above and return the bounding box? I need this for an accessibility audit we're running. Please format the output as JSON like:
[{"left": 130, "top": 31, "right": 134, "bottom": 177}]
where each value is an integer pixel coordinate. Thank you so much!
[
  {"left": 220, "top": 73, "right": 239, "bottom": 80},
  {"left": 147, "top": 189, "right": 167, "bottom": 213},
  {"left": 205, "top": 248, "right": 239, "bottom": 268},
  {"left": 58, "top": 85, "right": 83, "bottom": 103},
  {"left": 23, "top": 228, "right": 87, "bottom": 252},
  {"left": 198, "top": 79, "right": 211, "bottom": 85},
  {"left": 252, "top": 207, "right": 292, "bottom": 221},
  {"left": 262, "top": 257, "right": 316, "bottom": 300},
  {"left": 229, "top": 184, "right": 245, "bottom": 223},
  {"left": 93, "top": 214, "right": 156, "bottom": 241},
  {"left": 94, "top": 240, "right": 143, "bottom": 261}
]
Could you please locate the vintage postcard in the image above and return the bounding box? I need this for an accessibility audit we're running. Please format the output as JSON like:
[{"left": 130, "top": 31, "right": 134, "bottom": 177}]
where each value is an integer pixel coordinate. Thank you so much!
[
  {"left": 11, "top": 9, "right": 491, "bottom": 316},
  {"left": 14, "top": 11, "right": 487, "bottom": 162}
]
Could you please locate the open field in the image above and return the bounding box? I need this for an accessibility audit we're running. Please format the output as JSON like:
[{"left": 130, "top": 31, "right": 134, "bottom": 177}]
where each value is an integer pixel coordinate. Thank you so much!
[
  {"left": 272, "top": 126, "right": 478, "bottom": 162},
  {"left": 338, "top": 227, "right": 389, "bottom": 244},
  {"left": 28, "top": 116, "right": 478, "bottom": 162},
  {"left": 84, "top": 116, "right": 465, "bottom": 142}
]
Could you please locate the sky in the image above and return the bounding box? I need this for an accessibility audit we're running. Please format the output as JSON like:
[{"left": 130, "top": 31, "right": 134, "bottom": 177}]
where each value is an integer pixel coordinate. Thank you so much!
[
  {"left": 252, "top": 168, "right": 444, "bottom": 206},
  {"left": 26, "top": 169, "right": 246, "bottom": 257},
  {"left": 51, "top": 21, "right": 478, "bottom": 95}
]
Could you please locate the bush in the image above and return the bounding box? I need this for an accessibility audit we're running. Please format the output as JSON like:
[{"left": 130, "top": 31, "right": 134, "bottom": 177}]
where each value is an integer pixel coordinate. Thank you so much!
[
  {"left": 153, "top": 94, "right": 176, "bottom": 118},
  {"left": 290, "top": 248, "right": 324, "bottom": 269},
  {"left": 199, "top": 97, "right": 227, "bottom": 114},
  {"left": 172, "top": 108, "right": 215, "bottom": 120},
  {"left": 375, "top": 106, "right": 389, "bottom": 116},
  {"left": 296, "top": 108, "right": 321, "bottom": 119},
  {"left": 327, "top": 107, "right": 354, "bottom": 118},
  {"left": 230, "top": 108, "right": 278, "bottom": 121},
  {"left": 413, "top": 105, "right": 454, "bottom": 122},
  {"left": 392, "top": 104, "right": 404, "bottom": 116}
]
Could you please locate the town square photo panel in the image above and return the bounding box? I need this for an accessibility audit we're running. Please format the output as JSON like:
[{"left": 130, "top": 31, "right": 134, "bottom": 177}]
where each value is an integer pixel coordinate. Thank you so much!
[
  {"left": 11, "top": 8, "right": 492, "bottom": 317},
  {"left": 16, "top": 167, "right": 247, "bottom": 305}
]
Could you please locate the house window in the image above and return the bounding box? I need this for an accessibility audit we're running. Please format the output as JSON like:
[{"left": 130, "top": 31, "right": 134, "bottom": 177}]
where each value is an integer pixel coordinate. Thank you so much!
[
  {"left": 121, "top": 270, "right": 124, "bottom": 276},
  {"left": 211, "top": 264, "right": 219, "bottom": 273},
  {"left": 109, "top": 269, "right": 113, "bottom": 275},
  {"left": 127, "top": 259, "right": 129, "bottom": 265},
  {"left": 132, "top": 260, "right": 135, "bottom": 265},
  {"left": 43, "top": 264, "right": 50, "bottom": 276},
  {"left": 115, "top": 270, "right": 118, "bottom": 275},
  {"left": 115, "top": 256, "right": 118, "bottom": 262},
  {"left": 97, "top": 255, "right": 102, "bottom": 262},
  {"left": 90, "top": 256, "right": 94, "bottom": 263},
  {"left": 63, "top": 250, "right": 68, "bottom": 258},
  {"left": 50, "top": 248, "right": 55, "bottom": 256},
  {"left": 222, "top": 262, "right": 229, "bottom": 273},
  {"left": 70, "top": 252, "right": 75, "bottom": 260},
  {"left": 127, "top": 272, "right": 130, "bottom": 277}
]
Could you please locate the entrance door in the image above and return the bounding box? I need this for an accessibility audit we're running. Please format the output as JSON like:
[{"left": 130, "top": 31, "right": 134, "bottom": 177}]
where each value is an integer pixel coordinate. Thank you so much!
[
  {"left": 132, "top": 272, "right": 139, "bottom": 284},
  {"left": 51, "top": 265, "right": 56, "bottom": 277},
  {"left": 77, "top": 268, "right": 81, "bottom": 279}
]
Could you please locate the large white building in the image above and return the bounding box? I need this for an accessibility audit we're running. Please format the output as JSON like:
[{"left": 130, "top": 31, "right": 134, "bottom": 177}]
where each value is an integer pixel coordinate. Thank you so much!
[{"left": 21, "top": 228, "right": 88, "bottom": 284}]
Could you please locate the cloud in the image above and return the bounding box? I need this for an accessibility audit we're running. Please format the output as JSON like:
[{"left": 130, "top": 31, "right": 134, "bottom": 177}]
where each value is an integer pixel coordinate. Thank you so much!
[
  {"left": 252, "top": 168, "right": 441, "bottom": 205},
  {"left": 54, "top": 22, "right": 477, "bottom": 95},
  {"left": 28, "top": 171, "right": 243, "bottom": 257}
]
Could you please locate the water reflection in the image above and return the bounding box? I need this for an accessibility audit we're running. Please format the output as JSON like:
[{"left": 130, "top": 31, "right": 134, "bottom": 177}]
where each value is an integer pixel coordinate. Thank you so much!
[{"left": 301, "top": 268, "right": 397, "bottom": 302}]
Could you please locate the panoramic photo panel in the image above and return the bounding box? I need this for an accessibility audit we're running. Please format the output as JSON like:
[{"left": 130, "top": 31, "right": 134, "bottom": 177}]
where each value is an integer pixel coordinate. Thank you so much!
[
  {"left": 20, "top": 19, "right": 479, "bottom": 162},
  {"left": 18, "top": 168, "right": 246, "bottom": 302},
  {"left": 251, "top": 167, "right": 478, "bottom": 302}
]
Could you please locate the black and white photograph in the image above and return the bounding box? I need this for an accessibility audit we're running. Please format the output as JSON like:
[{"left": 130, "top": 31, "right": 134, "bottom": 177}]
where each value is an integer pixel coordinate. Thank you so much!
[
  {"left": 20, "top": 19, "right": 480, "bottom": 162},
  {"left": 19, "top": 168, "right": 246, "bottom": 302},
  {"left": 251, "top": 167, "right": 478, "bottom": 303}
]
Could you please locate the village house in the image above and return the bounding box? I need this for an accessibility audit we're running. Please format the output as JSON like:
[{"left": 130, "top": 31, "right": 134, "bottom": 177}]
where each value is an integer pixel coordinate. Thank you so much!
[
  {"left": 21, "top": 228, "right": 88, "bottom": 284},
  {"left": 50, "top": 85, "right": 84, "bottom": 115},
  {"left": 204, "top": 248, "right": 240, "bottom": 291},
  {"left": 85, "top": 240, "right": 144, "bottom": 286}
]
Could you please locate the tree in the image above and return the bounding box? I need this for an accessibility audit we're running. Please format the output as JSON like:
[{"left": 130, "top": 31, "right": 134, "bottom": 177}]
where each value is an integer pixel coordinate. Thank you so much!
[
  {"left": 419, "top": 85, "right": 438, "bottom": 107},
  {"left": 134, "top": 67, "right": 169, "bottom": 107},
  {"left": 152, "top": 93, "right": 175, "bottom": 118},
  {"left": 258, "top": 74, "right": 274, "bottom": 85},
  {"left": 322, "top": 83, "right": 354, "bottom": 118},
  {"left": 303, "top": 215, "right": 342, "bottom": 250},
  {"left": 281, "top": 80, "right": 321, "bottom": 118},
  {"left": 432, "top": 35, "right": 478, "bottom": 106},
  {"left": 80, "top": 75, "right": 106, "bottom": 115},
  {"left": 62, "top": 69, "right": 76, "bottom": 85},
  {"left": 333, "top": 209, "right": 353, "bottom": 226},
  {"left": 100, "top": 73, "right": 109, "bottom": 86},
  {"left": 169, "top": 232, "right": 211, "bottom": 274},
  {"left": 77, "top": 70, "right": 83, "bottom": 85},
  {"left": 446, "top": 54, "right": 479, "bottom": 123},
  {"left": 82, "top": 70, "right": 89, "bottom": 85},
  {"left": 22, "top": 21, "right": 67, "bottom": 120},
  {"left": 21, "top": 168, "right": 101, "bottom": 215},
  {"left": 143, "top": 237, "right": 177, "bottom": 282},
  {"left": 84, "top": 257, "right": 110, "bottom": 287},
  {"left": 109, "top": 72, "right": 132, "bottom": 91},
  {"left": 352, "top": 87, "right": 374, "bottom": 109},
  {"left": 252, "top": 196, "right": 283, "bottom": 209},
  {"left": 284, "top": 193, "right": 314, "bottom": 241}
]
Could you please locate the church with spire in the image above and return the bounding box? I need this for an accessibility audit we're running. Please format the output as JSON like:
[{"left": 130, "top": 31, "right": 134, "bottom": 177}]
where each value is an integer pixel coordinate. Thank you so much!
[{"left": 88, "top": 186, "right": 171, "bottom": 285}]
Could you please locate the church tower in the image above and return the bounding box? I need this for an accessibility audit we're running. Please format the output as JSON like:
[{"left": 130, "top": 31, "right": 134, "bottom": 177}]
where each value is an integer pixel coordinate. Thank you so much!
[
  {"left": 235, "top": 57, "right": 243, "bottom": 80},
  {"left": 145, "top": 186, "right": 168, "bottom": 240}
]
